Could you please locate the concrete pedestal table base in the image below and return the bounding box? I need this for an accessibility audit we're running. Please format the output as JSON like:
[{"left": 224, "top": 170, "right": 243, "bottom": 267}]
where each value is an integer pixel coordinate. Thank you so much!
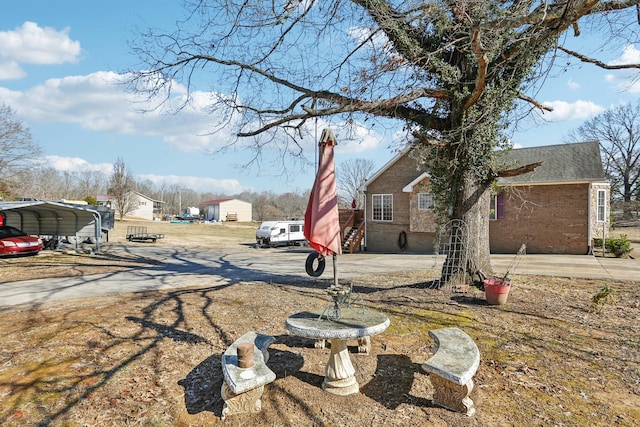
[
  {"left": 323, "top": 339, "right": 359, "bottom": 395},
  {"left": 285, "top": 307, "right": 390, "bottom": 396}
]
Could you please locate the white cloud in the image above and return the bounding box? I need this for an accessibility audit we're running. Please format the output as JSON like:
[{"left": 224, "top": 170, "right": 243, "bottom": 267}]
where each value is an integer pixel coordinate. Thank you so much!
[
  {"left": 0, "top": 61, "right": 25, "bottom": 80},
  {"left": 609, "top": 44, "right": 640, "bottom": 66},
  {"left": 42, "top": 156, "right": 246, "bottom": 194},
  {"left": 137, "top": 174, "right": 246, "bottom": 194},
  {"left": 0, "top": 71, "right": 234, "bottom": 153},
  {"left": 567, "top": 78, "right": 580, "bottom": 90},
  {"left": 0, "top": 22, "right": 81, "bottom": 80},
  {"left": 539, "top": 100, "right": 605, "bottom": 121},
  {"left": 44, "top": 155, "right": 113, "bottom": 174},
  {"left": 605, "top": 44, "right": 640, "bottom": 93},
  {"left": 334, "top": 123, "right": 383, "bottom": 154}
]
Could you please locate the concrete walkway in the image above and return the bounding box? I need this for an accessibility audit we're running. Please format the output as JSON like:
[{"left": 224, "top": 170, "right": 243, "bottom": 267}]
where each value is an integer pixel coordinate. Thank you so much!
[
  {"left": 491, "top": 253, "right": 640, "bottom": 281},
  {"left": 1, "top": 247, "right": 638, "bottom": 309}
]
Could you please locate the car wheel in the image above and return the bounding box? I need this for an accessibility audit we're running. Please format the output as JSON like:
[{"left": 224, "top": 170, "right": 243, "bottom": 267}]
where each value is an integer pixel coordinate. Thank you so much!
[
  {"left": 88, "top": 233, "right": 106, "bottom": 244},
  {"left": 66, "top": 235, "right": 81, "bottom": 245}
]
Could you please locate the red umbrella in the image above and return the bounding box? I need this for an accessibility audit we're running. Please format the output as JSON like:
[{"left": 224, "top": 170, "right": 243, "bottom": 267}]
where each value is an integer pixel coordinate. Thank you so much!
[{"left": 304, "top": 128, "right": 342, "bottom": 280}]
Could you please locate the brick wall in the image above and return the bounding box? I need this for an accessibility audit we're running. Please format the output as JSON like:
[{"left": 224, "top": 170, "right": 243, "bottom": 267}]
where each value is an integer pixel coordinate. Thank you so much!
[
  {"left": 489, "top": 184, "right": 590, "bottom": 254},
  {"left": 365, "top": 153, "right": 437, "bottom": 253},
  {"left": 365, "top": 151, "right": 604, "bottom": 255}
]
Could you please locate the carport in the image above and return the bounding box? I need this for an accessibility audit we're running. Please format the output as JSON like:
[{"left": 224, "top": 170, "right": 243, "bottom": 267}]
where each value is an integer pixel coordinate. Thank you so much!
[{"left": 0, "top": 201, "right": 103, "bottom": 251}]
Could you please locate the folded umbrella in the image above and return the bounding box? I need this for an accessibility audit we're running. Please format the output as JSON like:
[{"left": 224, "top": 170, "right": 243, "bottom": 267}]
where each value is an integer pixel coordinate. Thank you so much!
[{"left": 304, "top": 128, "right": 342, "bottom": 257}]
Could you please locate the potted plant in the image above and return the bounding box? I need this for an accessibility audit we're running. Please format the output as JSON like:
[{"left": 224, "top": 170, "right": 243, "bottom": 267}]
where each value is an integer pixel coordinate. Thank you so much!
[
  {"left": 483, "top": 244, "right": 526, "bottom": 305},
  {"left": 483, "top": 276, "right": 511, "bottom": 305}
]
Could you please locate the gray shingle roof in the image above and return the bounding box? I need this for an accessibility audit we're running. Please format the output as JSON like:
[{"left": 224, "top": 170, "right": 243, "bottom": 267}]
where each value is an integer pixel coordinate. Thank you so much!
[{"left": 497, "top": 141, "right": 605, "bottom": 184}]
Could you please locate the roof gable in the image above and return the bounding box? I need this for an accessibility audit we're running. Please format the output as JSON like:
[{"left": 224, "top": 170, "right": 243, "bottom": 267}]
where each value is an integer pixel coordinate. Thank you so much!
[{"left": 360, "top": 147, "right": 411, "bottom": 191}]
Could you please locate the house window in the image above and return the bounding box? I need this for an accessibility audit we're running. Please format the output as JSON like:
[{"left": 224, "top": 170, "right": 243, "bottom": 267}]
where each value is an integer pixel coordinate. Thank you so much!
[
  {"left": 372, "top": 194, "right": 393, "bottom": 221},
  {"left": 418, "top": 193, "right": 434, "bottom": 210},
  {"left": 490, "top": 193, "right": 505, "bottom": 220},
  {"left": 597, "top": 189, "right": 606, "bottom": 222}
]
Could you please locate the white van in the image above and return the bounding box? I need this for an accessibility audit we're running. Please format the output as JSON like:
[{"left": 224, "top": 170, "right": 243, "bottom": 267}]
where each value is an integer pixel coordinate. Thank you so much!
[{"left": 256, "top": 220, "right": 306, "bottom": 247}]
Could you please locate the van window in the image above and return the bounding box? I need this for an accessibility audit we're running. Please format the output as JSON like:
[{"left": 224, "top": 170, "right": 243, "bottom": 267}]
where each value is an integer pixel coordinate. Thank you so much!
[
  {"left": 290, "top": 225, "right": 301, "bottom": 232},
  {"left": 279, "top": 228, "right": 286, "bottom": 234}
]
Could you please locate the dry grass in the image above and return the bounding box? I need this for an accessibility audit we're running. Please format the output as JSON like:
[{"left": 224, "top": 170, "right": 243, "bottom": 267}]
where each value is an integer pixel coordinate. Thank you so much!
[{"left": 0, "top": 220, "right": 639, "bottom": 426}]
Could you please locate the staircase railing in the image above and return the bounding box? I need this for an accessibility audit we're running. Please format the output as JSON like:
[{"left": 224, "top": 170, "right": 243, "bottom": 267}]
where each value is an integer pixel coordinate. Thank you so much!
[
  {"left": 345, "top": 221, "right": 365, "bottom": 254},
  {"left": 339, "top": 209, "right": 364, "bottom": 254}
]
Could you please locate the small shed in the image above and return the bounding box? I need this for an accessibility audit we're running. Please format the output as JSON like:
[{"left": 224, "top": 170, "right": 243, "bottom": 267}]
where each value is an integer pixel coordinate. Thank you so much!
[{"left": 201, "top": 198, "right": 252, "bottom": 222}]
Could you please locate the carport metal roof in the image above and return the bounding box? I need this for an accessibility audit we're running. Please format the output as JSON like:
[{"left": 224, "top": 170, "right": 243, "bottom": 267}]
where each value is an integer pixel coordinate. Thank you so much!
[{"left": 0, "top": 201, "right": 102, "bottom": 250}]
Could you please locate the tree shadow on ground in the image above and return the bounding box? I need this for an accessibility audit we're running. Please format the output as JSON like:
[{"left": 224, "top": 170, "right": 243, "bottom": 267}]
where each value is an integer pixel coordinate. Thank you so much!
[
  {"left": 360, "top": 354, "right": 432, "bottom": 410},
  {"left": 178, "top": 341, "right": 305, "bottom": 418},
  {"left": 178, "top": 355, "right": 225, "bottom": 417}
]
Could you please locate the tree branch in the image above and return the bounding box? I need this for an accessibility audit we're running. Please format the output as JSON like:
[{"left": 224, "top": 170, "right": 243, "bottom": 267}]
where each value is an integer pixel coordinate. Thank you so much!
[
  {"left": 517, "top": 93, "right": 553, "bottom": 112},
  {"left": 464, "top": 27, "right": 488, "bottom": 110},
  {"left": 558, "top": 45, "right": 640, "bottom": 70},
  {"left": 498, "top": 161, "right": 544, "bottom": 178},
  {"left": 412, "top": 131, "right": 447, "bottom": 147}
]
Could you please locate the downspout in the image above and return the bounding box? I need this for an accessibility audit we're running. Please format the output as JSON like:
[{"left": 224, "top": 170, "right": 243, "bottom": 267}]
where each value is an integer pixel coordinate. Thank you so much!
[
  {"left": 587, "top": 183, "right": 593, "bottom": 255},
  {"left": 363, "top": 191, "right": 367, "bottom": 251}
]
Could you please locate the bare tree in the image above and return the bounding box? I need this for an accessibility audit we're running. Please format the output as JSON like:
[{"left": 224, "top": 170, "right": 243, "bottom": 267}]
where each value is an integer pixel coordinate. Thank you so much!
[
  {"left": 337, "top": 159, "right": 376, "bottom": 208},
  {"left": 0, "top": 104, "right": 42, "bottom": 199},
  {"left": 132, "top": 1, "right": 640, "bottom": 283},
  {"left": 275, "top": 191, "right": 308, "bottom": 219},
  {"left": 13, "top": 166, "right": 59, "bottom": 200},
  {"left": 568, "top": 102, "right": 640, "bottom": 216},
  {"left": 109, "top": 158, "right": 137, "bottom": 219},
  {"left": 74, "top": 171, "right": 109, "bottom": 200}
]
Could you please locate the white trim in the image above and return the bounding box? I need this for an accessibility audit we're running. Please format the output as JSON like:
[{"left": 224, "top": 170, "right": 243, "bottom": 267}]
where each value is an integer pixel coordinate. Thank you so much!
[
  {"left": 402, "top": 172, "right": 430, "bottom": 192},
  {"left": 596, "top": 188, "right": 607, "bottom": 222}
]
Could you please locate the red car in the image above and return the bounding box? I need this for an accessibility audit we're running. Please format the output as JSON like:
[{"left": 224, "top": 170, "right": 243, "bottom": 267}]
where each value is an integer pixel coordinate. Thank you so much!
[{"left": 0, "top": 226, "right": 43, "bottom": 256}]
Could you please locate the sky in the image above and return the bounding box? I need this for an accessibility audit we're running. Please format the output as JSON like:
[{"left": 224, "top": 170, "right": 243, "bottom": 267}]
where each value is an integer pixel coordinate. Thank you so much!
[{"left": 1, "top": 2, "right": 639, "bottom": 195}]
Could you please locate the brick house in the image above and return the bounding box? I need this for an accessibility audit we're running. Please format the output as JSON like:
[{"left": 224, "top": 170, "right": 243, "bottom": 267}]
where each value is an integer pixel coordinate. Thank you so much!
[{"left": 361, "top": 141, "right": 610, "bottom": 255}]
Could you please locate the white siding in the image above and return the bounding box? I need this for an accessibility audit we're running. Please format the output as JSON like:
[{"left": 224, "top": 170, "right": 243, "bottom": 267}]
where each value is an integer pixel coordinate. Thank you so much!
[{"left": 220, "top": 200, "right": 252, "bottom": 222}]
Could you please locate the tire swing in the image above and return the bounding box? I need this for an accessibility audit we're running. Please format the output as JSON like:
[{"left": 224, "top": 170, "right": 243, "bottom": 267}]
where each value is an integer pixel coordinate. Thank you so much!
[
  {"left": 305, "top": 251, "right": 326, "bottom": 277},
  {"left": 398, "top": 230, "right": 408, "bottom": 251}
]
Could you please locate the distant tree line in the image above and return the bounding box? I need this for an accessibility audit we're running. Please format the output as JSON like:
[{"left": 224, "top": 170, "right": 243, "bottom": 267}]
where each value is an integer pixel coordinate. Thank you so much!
[
  {"left": 1, "top": 103, "right": 373, "bottom": 219},
  {"left": 12, "top": 162, "right": 316, "bottom": 221}
]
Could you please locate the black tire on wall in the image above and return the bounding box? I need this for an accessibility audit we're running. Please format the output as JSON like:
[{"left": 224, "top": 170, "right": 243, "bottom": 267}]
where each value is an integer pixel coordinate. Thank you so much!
[{"left": 305, "top": 252, "right": 326, "bottom": 277}]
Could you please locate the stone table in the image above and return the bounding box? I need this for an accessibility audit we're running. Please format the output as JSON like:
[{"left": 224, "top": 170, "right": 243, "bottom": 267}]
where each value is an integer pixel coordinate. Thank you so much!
[{"left": 285, "top": 307, "right": 390, "bottom": 395}]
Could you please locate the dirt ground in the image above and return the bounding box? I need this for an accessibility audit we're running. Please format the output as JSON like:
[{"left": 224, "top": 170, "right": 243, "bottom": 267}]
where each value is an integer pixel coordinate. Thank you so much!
[{"left": 0, "top": 221, "right": 639, "bottom": 426}]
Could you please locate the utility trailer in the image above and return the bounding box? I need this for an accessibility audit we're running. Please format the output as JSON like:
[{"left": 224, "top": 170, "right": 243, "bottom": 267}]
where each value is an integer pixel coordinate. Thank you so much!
[{"left": 126, "top": 226, "right": 165, "bottom": 243}]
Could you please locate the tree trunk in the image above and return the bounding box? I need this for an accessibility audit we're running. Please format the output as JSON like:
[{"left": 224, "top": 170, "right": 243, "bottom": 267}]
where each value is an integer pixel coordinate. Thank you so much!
[{"left": 441, "top": 170, "right": 493, "bottom": 285}]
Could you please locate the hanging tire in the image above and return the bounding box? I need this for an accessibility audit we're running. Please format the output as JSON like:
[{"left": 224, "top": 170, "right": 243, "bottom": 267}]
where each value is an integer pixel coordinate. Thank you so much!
[
  {"left": 305, "top": 252, "right": 326, "bottom": 277},
  {"left": 398, "top": 230, "right": 408, "bottom": 251}
]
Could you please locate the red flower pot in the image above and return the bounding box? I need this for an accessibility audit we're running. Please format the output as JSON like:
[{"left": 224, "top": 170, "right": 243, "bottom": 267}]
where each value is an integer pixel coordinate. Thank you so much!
[{"left": 483, "top": 279, "right": 511, "bottom": 305}]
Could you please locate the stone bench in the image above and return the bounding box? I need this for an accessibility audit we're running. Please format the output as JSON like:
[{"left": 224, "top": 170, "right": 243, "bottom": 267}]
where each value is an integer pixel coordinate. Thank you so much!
[
  {"left": 421, "top": 327, "right": 480, "bottom": 416},
  {"left": 220, "top": 331, "right": 276, "bottom": 420}
]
